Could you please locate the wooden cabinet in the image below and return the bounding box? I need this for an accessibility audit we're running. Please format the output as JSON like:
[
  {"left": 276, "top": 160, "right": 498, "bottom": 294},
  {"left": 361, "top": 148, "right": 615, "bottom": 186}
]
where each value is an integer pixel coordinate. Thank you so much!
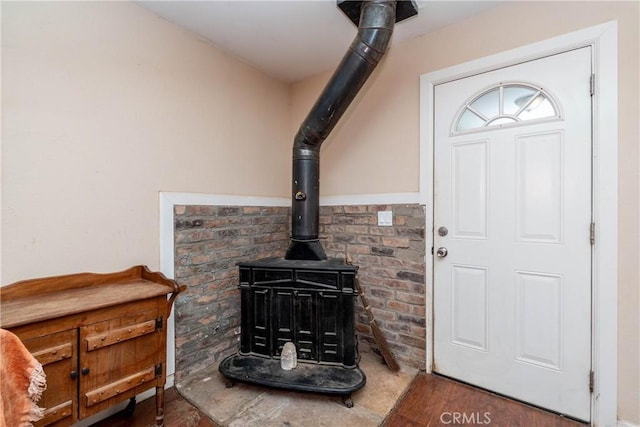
[{"left": 0, "top": 266, "right": 184, "bottom": 427}]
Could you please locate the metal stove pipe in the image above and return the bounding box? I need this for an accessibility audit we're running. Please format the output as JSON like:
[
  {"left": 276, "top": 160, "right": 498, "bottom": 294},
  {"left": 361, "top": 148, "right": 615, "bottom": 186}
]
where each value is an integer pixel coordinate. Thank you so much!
[{"left": 285, "top": 0, "right": 398, "bottom": 260}]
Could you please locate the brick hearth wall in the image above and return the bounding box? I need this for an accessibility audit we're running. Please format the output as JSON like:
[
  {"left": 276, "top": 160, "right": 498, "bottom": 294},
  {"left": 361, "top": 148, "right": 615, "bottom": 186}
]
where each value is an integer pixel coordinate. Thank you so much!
[
  {"left": 320, "top": 204, "right": 426, "bottom": 370},
  {"left": 173, "top": 205, "right": 289, "bottom": 380},
  {"left": 172, "top": 203, "right": 426, "bottom": 380}
]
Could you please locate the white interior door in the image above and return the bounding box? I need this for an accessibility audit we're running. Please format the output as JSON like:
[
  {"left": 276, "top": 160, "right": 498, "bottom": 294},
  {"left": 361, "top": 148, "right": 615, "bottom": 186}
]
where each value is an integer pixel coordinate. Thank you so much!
[{"left": 433, "top": 47, "right": 592, "bottom": 421}]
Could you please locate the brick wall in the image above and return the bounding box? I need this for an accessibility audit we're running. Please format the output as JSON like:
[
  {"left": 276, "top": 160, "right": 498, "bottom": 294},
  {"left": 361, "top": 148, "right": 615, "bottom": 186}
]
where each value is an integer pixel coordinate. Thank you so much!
[
  {"left": 172, "top": 203, "right": 426, "bottom": 380},
  {"left": 173, "top": 205, "right": 289, "bottom": 380},
  {"left": 320, "top": 204, "right": 427, "bottom": 370}
]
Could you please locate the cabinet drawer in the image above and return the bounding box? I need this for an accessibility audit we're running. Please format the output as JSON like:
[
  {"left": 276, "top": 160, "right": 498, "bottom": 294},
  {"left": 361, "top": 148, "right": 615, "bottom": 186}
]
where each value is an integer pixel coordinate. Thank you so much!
[
  {"left": 85, "top": 365, "right": 157, "bottom": 407},
  {"left": 85, "top": 318, "right": 157, "bottom": 351},
  {"left": 36, "top": 401, "right": 73, "bottom": 427}
]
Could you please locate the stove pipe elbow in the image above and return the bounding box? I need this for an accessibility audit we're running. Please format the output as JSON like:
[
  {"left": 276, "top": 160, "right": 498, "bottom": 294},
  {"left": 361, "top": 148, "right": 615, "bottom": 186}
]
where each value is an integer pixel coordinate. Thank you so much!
[{"left": 286, "top": 0, "right": 397, "bottom": 261}]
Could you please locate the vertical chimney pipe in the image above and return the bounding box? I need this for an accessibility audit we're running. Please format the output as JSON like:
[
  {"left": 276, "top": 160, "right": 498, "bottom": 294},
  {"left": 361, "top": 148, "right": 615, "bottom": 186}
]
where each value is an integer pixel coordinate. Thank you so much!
[{"left": 286, "top": 0, "right": 398, "bottom": 260}]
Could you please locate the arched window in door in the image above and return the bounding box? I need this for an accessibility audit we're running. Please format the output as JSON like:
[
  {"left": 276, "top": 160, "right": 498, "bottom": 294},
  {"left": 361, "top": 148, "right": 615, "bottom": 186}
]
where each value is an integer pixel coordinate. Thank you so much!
[{"left": 452, "top": 82, "right": 561, "bottom": 134}]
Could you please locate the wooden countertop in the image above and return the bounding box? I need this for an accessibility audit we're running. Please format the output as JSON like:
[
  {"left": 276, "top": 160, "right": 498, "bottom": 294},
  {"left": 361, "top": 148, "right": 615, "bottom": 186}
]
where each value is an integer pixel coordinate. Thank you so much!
[
  {"left": 0, "top": 266, "right": 183, "bottom": 329},
  {"left": 1, "top": 281, "right": 172, "bottom": 329}
]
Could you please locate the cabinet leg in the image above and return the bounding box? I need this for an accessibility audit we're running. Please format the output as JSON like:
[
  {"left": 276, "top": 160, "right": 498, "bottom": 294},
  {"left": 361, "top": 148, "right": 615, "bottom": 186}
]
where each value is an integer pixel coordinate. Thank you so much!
[
  {"left": 124, "top": 397, "right": 136, "bottom": 416},
  {"left": 155, "top": 386, "right": 165, "bottom": 426}
]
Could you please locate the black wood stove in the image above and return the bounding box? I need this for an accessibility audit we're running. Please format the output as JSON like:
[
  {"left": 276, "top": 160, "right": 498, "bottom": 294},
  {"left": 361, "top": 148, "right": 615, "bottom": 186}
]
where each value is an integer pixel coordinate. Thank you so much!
[
  {"left": 218, "top": 258, "right": 363, "bottom": 405},
  {"left": 219, "top": 0, "right": 418, "bottom": 406}
]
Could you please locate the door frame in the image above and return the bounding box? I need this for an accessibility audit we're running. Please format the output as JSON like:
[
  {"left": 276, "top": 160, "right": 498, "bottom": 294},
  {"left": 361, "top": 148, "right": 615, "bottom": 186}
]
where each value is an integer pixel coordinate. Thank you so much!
[{"left": 419, "top": 22, "right": 618, "bottom": 426}]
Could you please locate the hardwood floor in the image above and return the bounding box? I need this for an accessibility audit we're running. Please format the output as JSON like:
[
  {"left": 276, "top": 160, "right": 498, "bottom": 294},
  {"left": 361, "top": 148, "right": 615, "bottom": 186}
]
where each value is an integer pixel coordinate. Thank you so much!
[
  {"left": 90, "top": 388, "right": 219, "bottom": 427},
  {"left": 93, "top": 374, "right": 587, "bottom": 427},
  {"left": 383, "top": 374, "right": 587, "bottom": 427}
]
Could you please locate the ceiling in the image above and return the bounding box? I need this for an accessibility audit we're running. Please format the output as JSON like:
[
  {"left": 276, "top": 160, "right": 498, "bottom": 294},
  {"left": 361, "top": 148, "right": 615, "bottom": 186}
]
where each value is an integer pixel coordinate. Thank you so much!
[{"left": 136, "top": 1, "right": 503, "bottom": 83}]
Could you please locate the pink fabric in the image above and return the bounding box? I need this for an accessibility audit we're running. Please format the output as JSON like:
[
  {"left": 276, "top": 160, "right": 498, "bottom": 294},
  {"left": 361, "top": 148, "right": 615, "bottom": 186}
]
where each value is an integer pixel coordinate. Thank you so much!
[{"left": 0, "top": 329, "right": 46, "bottom": 427}]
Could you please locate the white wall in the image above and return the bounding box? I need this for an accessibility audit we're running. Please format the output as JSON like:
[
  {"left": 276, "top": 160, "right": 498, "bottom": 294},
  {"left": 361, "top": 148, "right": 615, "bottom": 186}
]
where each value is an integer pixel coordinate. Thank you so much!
[{"left": 1, "top": 2, "right": 291, "bottom": 283}]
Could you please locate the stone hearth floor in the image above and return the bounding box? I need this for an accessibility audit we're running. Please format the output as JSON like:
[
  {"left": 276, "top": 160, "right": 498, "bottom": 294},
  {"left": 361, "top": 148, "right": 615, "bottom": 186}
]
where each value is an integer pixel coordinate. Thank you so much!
[{"left": 176, "top": 350, "right": 417, "bottom": 427}]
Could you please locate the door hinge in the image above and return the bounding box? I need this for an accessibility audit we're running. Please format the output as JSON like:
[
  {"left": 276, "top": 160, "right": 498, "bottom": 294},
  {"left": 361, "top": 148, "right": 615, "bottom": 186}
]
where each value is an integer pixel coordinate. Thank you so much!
[
  {"left": 590, "top": 74, "right": 595, "bottom": 96},
  {"left": 590, "top": 222, "right": 595, "bottom": 245},
  {"left": 155, "top": 317, "right": 163, "bottom": 330},
  {"left": 589, "top": 370, "right": 595, "bottom": 393},
  {"left": 155, "top": 363, "right": 163, "bottom": 378}
]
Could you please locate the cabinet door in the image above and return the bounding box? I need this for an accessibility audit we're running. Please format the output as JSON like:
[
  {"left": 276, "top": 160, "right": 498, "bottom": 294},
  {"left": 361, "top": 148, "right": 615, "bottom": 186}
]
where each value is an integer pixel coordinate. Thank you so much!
[
  {"left": 22, "top": 329, "right": 78, "bottom": 427},
  {"left": 79, "top": 304, "right": 162, "bottom": 419}
]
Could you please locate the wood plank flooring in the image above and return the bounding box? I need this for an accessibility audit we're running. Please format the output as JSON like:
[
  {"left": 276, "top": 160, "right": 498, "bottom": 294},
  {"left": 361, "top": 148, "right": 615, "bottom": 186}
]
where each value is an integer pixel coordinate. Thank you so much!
[
  {"left": 92, "top": 374, "right": 588, "bottom": 427},
  {"left": 91, "top": 388, "right": 219, "bottom": 427},
  {"left": 382, "top": 374, "right": 587, "bottom": 427}
]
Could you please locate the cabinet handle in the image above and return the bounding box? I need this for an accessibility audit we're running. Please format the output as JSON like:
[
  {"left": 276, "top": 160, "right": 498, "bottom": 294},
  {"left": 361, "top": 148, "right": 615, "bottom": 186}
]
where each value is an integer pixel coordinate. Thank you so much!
[
  {"left": 70, "top": 370, "right": 78, "bottom": 379},
  {"left": 81, "top": 367, "right": 90, "bottom": 375}
]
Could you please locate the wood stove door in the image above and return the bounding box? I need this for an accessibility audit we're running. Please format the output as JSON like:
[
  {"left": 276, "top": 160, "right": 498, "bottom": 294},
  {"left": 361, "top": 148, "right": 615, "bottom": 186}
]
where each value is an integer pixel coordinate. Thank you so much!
[
  {"left": 271, "top": 289, "right": 345, "bottom": 363},
  {"left": 242, "top": 287, "right": 271, "bottom": 357},
  {"left": 272, "top": 289, "right": 295, "bottom": 357},
  {"left": 292, "top": 290, "right": 317, "bottom": 362},
  {"left": 271, "top": 289, "right": 347, "bottom": 365}
]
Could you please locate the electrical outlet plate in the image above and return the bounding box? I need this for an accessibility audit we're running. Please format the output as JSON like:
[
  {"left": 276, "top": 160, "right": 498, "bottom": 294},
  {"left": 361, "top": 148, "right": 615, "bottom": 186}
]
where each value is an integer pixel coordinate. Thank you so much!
[{"left": 377, "top": 211, "right": 393, "bottom": 227}]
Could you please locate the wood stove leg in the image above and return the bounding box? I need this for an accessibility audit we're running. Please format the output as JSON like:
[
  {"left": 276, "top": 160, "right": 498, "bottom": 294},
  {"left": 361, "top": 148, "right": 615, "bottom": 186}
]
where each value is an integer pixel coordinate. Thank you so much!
[
  {"left": 155, "top": 386, "right": 165, "bottom": 426},
  {"left": 225, "top": 378, "right": 235, "bottom": 389},
  {"left": 342, "top": 394, "right": 353, "bottom": 408}
]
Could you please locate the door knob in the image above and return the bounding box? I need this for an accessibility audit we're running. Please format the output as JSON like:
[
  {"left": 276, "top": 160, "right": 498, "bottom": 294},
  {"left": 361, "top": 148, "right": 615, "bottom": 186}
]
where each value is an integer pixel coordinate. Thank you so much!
[{"left": 436, "top": 247, "right": 448, "bottom": 258}]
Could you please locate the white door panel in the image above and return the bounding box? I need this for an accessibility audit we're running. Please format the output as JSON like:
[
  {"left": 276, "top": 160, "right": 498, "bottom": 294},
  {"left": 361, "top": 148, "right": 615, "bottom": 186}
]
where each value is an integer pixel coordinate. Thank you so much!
[{"left": 434, "top": 48, "right": 592, "bottom": 421}]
